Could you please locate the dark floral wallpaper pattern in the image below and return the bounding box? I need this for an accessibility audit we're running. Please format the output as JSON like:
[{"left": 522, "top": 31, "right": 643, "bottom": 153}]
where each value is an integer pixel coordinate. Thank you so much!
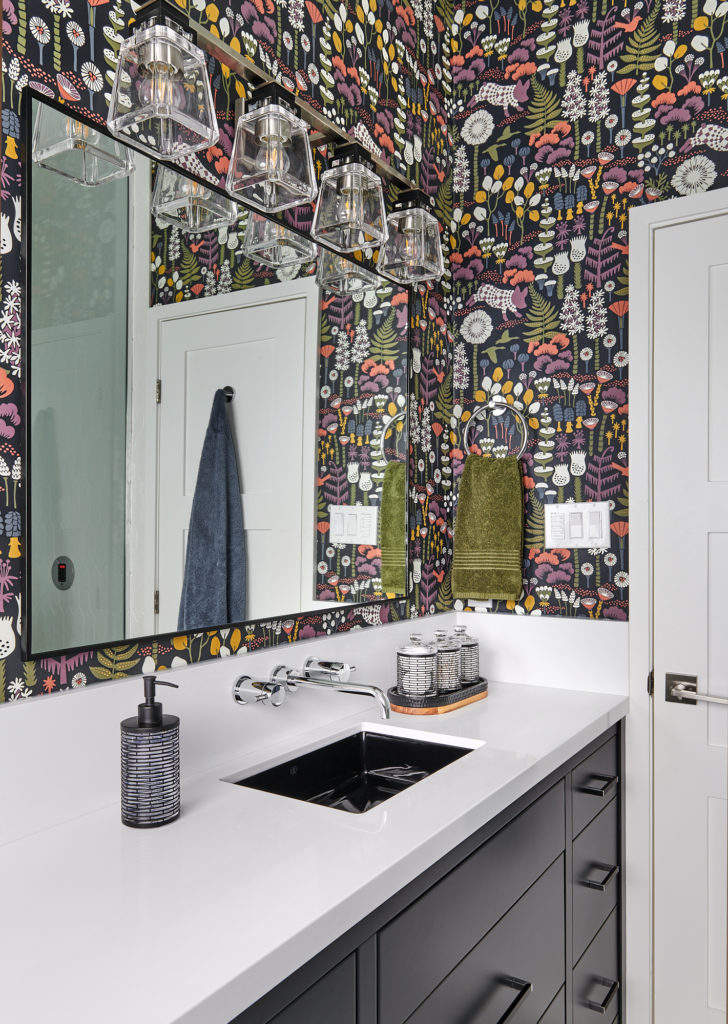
[
  {"left": 0, "top": 0, "right": 452, "bottom": 698},
  {"left": 449, "top": 0, "right": 728, "bottom": 620}
]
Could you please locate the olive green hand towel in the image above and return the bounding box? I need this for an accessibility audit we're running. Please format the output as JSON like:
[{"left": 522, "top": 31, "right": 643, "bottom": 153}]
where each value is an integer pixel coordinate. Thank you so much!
[
  {"left": 379, "top": 460, "right": 407, "bottom": 595},
  {"left": 452, "top": 455, "right": 524, "bottom": 601}
]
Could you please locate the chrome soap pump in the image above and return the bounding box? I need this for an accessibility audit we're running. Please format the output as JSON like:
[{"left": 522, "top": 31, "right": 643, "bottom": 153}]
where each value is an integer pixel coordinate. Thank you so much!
[{"left": 121, "top": 674, "right": 180, "bottom": 828}]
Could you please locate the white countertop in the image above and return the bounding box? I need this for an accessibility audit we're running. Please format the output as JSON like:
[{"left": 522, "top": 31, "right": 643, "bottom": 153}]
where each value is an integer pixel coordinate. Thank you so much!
[{"left": 0, "top": 681, "right": 627, "bottom": 1024}]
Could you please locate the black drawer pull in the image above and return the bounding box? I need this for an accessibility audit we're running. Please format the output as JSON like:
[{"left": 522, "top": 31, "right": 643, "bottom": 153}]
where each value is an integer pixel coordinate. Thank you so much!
[
  {"left": 585, "top": 977, "right": 619, "bottom": 1014},
  {"left": 494, "top": 975, "right": 533, "bottom": 1024},
  {"left": 579, "top": 773, "right": 618, "bottom": 798},
  {"left": 582, "top": 862, "right": 619, "bottom": 892}
]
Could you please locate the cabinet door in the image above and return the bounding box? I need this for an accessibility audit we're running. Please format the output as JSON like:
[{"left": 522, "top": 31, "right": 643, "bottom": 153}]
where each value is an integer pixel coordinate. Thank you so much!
[
  {"left": 266, "top": 954, "right": 356, "bottom": 1024},
  {"left": 379, "top": 782, "right": 565, "bottom": 1024},
  {"left": 573, "top": 909, "right": 619, "bottom": 1024},
  {"left": 571, "top": 737, "right": 619, "bottom": 838},
  {"left": 572, "top": 797, "right": 619, "bottom": 963},
  {"left": 405, "top": 857, "right": 565, "bottom": 1024},
  {"left": 539, "top": 987, "right": 565, "bottom": 1024}
]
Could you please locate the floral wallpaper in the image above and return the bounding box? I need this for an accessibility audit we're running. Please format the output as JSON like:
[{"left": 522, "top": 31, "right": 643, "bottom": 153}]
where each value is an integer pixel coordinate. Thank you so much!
[
  {"left": 449, "top": 0, "right": 728, "bottom": 620},
  {"left": 0, "top": 0, "right": 452, "bottom": 699}
]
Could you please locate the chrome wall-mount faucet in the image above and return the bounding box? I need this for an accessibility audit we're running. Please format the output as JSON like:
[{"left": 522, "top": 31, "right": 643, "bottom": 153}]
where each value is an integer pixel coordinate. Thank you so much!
[{"left": 231, "top": 658, "right": 391, "bottom": 718}]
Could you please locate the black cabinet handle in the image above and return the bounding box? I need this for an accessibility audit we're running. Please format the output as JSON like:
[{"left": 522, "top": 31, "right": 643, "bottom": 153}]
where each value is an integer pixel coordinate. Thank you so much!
[
  {"left": 582, "top": 862, "right": 619, "bottom": 892},
  {"left": 579, "top": 773, "right": 618, "bottom": 798},
  {"left": 585, "top": 977, "right": 619, "bottom": 1014},
  {"left": 494, "top": 975, "right": 533, "bottom": 1024}
]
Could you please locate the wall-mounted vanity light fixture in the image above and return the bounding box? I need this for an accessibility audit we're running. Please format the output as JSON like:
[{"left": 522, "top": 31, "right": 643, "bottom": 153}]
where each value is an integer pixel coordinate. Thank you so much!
[
  {"left": 226, "top": 82, "right": 318, "bottom": 213},
  {"left": 151, "top": 165, "right": 239, "bottom": 233},
  {"left": 311, "top": 143, "right": 387, "bottom": 253},
  {"left": 33, "top": 104, "right": 134, "bottom": 187},
  {"left": 107, "top": 0, "right": 218, "bottom": 160},
  {"left": 316, "top": 250, "right": 379, "bottom": 296},
  {"left": 378, "top": 190, "right": 445, "bottom": 284},
  {"left": 242, "top": 211, "right": 318, "bottom": 268}
]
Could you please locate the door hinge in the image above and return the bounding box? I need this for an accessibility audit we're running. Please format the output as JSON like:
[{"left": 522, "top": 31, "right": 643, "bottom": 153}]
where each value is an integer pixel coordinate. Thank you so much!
[
  {"left": 647, "top": 669, "right": 654, "bottom": 697},
  {"left": 154, "top": 590, "right": 159, "bottom": 615},
  {"left": 156, "top": 379, "right": 162, "bottom": 404}
]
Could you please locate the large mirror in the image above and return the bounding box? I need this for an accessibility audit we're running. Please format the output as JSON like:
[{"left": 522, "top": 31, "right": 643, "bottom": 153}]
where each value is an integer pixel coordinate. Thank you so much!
[{"left": 26, "top": 94, "right": 409, "bottom": 657}]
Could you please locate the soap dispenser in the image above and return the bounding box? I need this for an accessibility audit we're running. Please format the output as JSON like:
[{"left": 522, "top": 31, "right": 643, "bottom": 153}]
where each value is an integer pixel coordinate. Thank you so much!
[{"left": 121, "top": 675, "right": 180, "bottom": 828}]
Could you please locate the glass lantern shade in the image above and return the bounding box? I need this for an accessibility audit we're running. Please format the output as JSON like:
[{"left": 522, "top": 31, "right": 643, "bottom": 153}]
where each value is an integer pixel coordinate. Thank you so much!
[
  {"left": 242, "top": 212, "right": 318, "bottom": 268},
  {"left": 152, "top": 166, "right": 239, "bottom": 233},
  {"left": 311, "top": 146, "right": 387, "bottom": 253},
  {"left": 226, "top": 89, "right": 317, "bottom": 213},
  {"left": 32, "top": 104, "right": 134, "bottom": 187},
  {"left": 378, "top": 196, "right": 444, "bottom": 284},
  {"left": 107, "top": 1, "right": 218, "bottom": 160},
  {"left": 316, "top": 250, "right": 378, "bottom": 296}
]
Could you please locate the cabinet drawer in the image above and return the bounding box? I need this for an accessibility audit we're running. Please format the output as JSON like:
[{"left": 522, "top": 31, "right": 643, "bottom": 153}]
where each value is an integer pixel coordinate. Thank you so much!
[
  {"left": 571, "top": 737, "right": 619, "bottom": 838},
  {"left": 572, "top": 797, "right": 619, "bottom": 963},
  {"left": 378, "top": 782, "right": 566, "bottom": 1024},
  {"left": 266, "top": 955, "right": 356, "bottom": 1024},
  {"left": 573, "top": 908, "right": 619, "bottom": 1024},
  {"left": 538, "top": 986, "right": 565, "bottom": 1024},
  {"left": 405, "top": 856, "right": 565, "bottom": 1024}
]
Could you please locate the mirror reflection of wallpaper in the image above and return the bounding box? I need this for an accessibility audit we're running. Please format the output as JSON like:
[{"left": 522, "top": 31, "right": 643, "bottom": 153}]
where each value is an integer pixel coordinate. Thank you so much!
[{"left": 151, "top": 215, "right": 408, "bottom": 604}]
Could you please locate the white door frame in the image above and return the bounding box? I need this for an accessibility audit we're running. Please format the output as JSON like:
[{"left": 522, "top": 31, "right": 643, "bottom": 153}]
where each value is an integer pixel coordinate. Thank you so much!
[{"left": 629, "top": 186, "right": 728, "bottom": 1024}]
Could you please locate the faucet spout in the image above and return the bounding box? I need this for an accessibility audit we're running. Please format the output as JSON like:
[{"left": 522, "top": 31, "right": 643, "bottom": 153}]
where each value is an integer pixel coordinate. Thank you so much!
[{"left": 270, "top": 664, "right": 391, "bottom": 720}]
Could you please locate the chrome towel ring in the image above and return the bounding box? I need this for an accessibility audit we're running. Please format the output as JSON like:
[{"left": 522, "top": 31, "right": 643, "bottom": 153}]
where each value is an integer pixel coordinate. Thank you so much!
[
  {"left": 461, "top": 398, "right": 529, "bottom": 458},
  {"left": 378, "top": 411, "right": 406, "bottom": 463}
]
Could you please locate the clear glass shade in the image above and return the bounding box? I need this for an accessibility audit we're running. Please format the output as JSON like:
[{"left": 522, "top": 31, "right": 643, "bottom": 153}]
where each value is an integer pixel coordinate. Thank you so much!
[
  {"left": 316, "top": 250, "right": 378, "bottom": 296},
  {"left": 32, "top": 105, "right": 134, "bottom": 187},
  {"left": 311, "top": 160, "right": 387, "bottom": 253},
  {"left": 378, "top": 204, "right": 444, "bottom": 283},
  {"left": 107, "top": 22, "right": 218, "bottom": 160},
  {"left": 227, "top": 102, "right": 317, "bottom": 213},
  {"left": 242, "top": 212, "right": 318, "bottom": 268},
  {"left": 152, "top": 165, "right": 239, "bottom": 233}
]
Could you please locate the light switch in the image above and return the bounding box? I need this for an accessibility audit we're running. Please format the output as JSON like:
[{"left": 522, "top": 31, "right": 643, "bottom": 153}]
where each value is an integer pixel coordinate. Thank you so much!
[
  {"left": 544, "top": 501, "right": 611, "bottom": 549},
  {"left": 328, "top": 505, "right": 379, "bottom": 545}
]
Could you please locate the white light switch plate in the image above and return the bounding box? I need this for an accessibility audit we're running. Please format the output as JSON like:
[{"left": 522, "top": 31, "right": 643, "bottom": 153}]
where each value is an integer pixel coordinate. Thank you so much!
[
  {"left": 328, "top": 505, "right": 379, "bottom": 546},
  {"left": 544, "top": 501, "right": 611, "bottom": 550}
]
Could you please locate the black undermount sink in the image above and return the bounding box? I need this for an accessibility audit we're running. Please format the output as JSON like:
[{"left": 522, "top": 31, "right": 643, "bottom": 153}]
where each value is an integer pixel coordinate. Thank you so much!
[{"left": 233, "top": 729, "right": 474, "bottom": 814}]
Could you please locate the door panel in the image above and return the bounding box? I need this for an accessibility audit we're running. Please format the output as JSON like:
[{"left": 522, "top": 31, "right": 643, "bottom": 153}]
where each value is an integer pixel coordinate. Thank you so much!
[
  {"left": 653, "top": 212, "right": 728, "bottom": 1022},
  {"left": 156, "top": 288, "right": 316, "bottom": 632}
]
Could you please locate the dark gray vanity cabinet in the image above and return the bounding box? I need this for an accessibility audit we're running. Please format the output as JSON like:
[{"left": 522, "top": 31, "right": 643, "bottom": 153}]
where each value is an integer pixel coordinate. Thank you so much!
[{"left": 232, "top": 725, "right": 623, "bottom": 1024}]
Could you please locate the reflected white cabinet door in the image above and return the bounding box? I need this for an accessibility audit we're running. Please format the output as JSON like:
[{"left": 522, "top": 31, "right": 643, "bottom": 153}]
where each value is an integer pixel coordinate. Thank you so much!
[
  {"left": 156, "top": 284, "right": 317, "bottom": 633},
  {"left": 653, "top": 210, "right": 728, "bottom": 1023}
]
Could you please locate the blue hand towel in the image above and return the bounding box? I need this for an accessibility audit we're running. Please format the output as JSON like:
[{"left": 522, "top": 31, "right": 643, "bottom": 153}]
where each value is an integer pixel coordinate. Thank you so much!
[{"left": 177, "top": 389, "right": 246, "bottom": 631}]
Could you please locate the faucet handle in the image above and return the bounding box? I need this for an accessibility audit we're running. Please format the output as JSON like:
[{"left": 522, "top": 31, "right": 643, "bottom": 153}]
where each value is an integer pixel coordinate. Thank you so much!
[
  {"left": 303, "top": 657, "right": 356, "bottom": 684},
  {"left": 233, "top": 676, "right": 286, "bottom": 708}
]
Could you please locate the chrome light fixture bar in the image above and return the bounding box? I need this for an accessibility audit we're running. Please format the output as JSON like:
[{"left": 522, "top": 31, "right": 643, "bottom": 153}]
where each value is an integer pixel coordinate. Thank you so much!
[
  {"left": 33, "top": 104, "right": 134, "bottom": 187},
  {"left": 152, "top": 165, "right": 239, "bottom": 233},
  {"left": 378, "top": 189, "right": 445, "bottom": 284},
  {"left": 107, "top": 0, "right": 218, "bottom": 160},
  {"left": 316, "top": 250, "right": 378, "bottom": 296},
  {"left": 226, "top": 82, "right": 317, "bottom": 213},
  {"left": 196, "top": 24, "right": 414, "bottom": 193},
  {"left": 242, "top": 211, "right": 318, "bottom": 268},
  {"left": 311, "top": 142, "right": 387, "bottom": 253}
]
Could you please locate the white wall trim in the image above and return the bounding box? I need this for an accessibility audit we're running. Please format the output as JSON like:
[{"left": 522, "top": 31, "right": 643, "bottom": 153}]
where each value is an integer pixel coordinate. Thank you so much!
[{"left": 628, "top": 186, "right": 728, "bottom": 1024}]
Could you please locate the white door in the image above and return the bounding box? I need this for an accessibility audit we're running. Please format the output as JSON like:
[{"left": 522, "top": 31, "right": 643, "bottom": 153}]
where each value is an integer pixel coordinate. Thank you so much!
[
  {"left": 652, "top": 208, "right": 728, "bottom": 1022},
  {"left": 155, "top": 283, "right": 319, "bottom": 634}
]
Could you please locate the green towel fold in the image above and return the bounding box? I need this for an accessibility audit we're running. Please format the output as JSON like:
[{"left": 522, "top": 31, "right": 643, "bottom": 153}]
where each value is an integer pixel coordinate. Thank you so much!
[
  {"left": 379, "top": 460, "right": 407, "bottom": 595},
  {"left": 452, "top": 455, "right": 524, "bottom": 602}
]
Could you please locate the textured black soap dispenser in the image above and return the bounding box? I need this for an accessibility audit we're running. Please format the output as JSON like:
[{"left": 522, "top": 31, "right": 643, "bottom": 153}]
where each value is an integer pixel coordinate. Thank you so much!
[{"left": 121, "top": 675, "right": 180, "bottom": 828}]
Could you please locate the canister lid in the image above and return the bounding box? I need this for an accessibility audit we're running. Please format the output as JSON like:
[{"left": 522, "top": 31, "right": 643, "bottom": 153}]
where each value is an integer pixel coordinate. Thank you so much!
[
  {"left": 398, "top": 633, "right": 436, "bottom": 656},
  {"left": 453, "top": 624, "right": 477, "bottom": 645},
  {"left": 434, "top": 629, "right": 459, "bottom": 652}
]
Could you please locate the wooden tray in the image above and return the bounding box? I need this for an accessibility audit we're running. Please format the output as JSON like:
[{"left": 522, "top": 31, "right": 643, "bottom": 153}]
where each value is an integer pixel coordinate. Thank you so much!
[{"left": 389, "top": 677, "right": 488, "bottom": 715}]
